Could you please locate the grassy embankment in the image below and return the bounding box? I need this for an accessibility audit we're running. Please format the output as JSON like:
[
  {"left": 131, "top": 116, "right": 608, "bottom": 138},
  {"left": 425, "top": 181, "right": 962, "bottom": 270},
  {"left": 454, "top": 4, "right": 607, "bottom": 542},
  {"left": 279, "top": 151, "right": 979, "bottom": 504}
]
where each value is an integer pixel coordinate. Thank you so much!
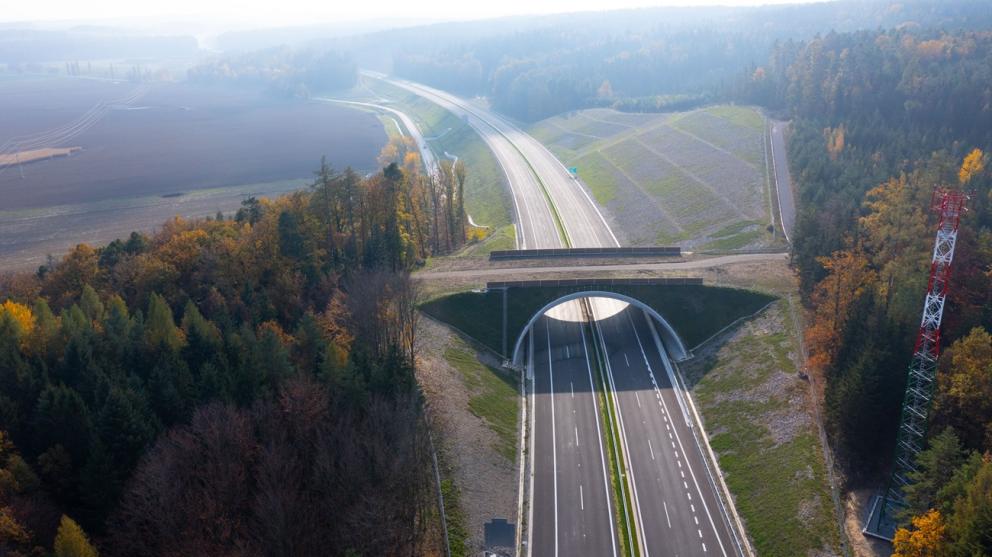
[
  {"left": 443, "top": 340, "right": 520, "bottom": 461},
  {"left": 361, "top": 78, "right": 516, "bottom": 255},
  {"left": 682, "top": 299, "right": 841, "bottom": 556},
  {"left": 527, "top": 106, "right": 784, "bottom": 251}
]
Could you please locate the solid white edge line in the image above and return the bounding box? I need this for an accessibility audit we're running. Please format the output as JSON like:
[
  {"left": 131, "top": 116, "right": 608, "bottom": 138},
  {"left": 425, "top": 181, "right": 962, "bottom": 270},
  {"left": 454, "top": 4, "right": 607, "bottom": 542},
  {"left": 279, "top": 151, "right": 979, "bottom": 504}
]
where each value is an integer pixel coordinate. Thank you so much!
[
  {"left": 546, "top": 321, "right": 559, "bottom": 557},
  {"left": 526, "top": 327, "right": 536, "bottom": 557}
]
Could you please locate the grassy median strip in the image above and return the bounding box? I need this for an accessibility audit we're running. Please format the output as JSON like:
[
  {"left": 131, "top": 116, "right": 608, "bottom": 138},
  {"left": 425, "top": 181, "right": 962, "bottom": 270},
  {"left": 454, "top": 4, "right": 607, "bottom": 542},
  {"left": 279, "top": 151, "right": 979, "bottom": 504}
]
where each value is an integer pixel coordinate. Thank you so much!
[{"left": 584, "top": 318, "right": 639, "bottom": 557}]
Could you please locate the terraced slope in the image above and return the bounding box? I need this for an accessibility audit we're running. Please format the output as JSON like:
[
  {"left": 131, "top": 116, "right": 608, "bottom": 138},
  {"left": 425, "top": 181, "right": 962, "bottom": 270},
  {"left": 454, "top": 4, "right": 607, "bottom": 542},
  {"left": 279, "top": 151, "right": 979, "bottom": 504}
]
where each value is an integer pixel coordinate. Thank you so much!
[{"left": 529, "top": 106, "right": 783, "bottom": 251}]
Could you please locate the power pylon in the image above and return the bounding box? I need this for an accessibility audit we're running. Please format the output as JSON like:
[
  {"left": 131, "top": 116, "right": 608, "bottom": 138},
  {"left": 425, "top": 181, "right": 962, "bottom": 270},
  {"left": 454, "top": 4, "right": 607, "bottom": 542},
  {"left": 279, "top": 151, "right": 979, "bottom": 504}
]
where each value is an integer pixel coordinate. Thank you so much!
[{"left": 863, "top": 188, "right": 970, "bottom": 540}]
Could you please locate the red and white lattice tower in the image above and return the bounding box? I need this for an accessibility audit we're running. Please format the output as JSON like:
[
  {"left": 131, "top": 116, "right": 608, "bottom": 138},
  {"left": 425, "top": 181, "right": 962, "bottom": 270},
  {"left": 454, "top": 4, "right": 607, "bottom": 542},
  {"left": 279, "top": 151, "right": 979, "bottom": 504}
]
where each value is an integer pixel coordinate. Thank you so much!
[{"left": 863, "top": 188, "right": 970, "bottom": 540}]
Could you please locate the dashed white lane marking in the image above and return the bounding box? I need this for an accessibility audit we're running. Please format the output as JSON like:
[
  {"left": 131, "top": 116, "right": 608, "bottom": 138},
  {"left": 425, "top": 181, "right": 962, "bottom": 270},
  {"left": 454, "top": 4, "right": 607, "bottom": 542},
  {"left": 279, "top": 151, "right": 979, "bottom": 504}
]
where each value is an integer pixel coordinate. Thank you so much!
[
  {"left": 681, "top": 470, "right": 685, "bottom": 479},
  {"left": 580, "top": 484, "right": 584, "bottom": 511},
  {"left": 671, "top": 441, "right": 676, "bottom": 449},
  {"left": 565, "top": 344, "right": 570, "bottom": 358},
  {"left": 703, "top": 542, "right": 708, "bottom": 553},
  {"left": 683, "top": 481, "right": 689, "bottom": 490},
  {"left": 663, "top": 501, "right": 672, "bottom": 528},
  {"left": 575, "top": 426, "right": 580, "bottom": 447},
  {"left": 648, "top": 439, "right": 655, "bottom": 461},
  {"left": 624, "top": 353, "right": 630, "bottom": 367},
  {"left": 635, "top": 392, "right": 641, "bottom": 408},
  {"left": 698, "top": 529, "right": 703, "bottom": 539},
  {"left": 694, "top": 516, "right": 699, "bottom": 525},
  {"left": 545, "top": 324, "right": 559, "bottom": 557}
]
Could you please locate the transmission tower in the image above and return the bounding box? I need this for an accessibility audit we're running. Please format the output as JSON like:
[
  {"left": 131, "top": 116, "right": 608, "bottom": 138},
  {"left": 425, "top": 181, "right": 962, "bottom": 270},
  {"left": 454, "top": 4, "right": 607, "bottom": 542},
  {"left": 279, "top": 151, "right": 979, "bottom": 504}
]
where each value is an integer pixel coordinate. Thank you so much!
[{"left": 863, "top": 188, "right": 970, "bottom": 540}]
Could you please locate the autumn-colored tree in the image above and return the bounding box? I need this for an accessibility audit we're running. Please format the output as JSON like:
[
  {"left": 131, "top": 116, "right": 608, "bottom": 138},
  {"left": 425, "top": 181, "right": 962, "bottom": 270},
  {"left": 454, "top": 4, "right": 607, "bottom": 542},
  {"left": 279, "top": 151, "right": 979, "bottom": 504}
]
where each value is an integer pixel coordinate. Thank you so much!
[
  {"left": 959, "top": 148, "right": 985, "bottom": 184},
  {"left": 805, "top": 246, "right": 877, "bottom": 373},
  {"left": 0, "top": 300, "right": 35, "bottom": 350},
  {"left": 934, "top": 328, "right": 992, "bottom": 451},
  {"left": 144, "top": 293, "right": 184, "bottom": 352},
  {"left": 893, "top": 509, "right": 949, "bottom": 557},
  {"left": 53, "top": 515, "right": 99, "bottom": 557}
]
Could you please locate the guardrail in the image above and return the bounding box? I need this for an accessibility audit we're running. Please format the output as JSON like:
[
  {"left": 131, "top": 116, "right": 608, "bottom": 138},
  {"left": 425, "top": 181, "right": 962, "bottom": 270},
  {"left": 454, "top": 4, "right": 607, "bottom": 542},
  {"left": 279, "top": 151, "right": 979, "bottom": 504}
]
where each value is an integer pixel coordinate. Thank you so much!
[
  {"left": 486, "top": 277, "right": 703, "bottom": 289},
  {"left": 489, "top": 247, "right": 680, "bottom": 260}
]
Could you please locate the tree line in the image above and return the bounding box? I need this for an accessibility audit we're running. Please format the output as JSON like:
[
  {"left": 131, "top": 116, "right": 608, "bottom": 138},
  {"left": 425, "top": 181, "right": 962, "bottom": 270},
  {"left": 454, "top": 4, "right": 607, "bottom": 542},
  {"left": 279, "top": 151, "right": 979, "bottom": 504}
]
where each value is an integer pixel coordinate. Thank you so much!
[
  {"left": 387, "top": 1, "right": 992, "bottom": 121},
  {"left": 188, "top": 47, "right": 358, "bottom": 98},
  {"left": 0, "top": 156, "right": 465, "bottom": 555},
  {"left": 732, "top": 26, "right": 992, "bottom": 552}
]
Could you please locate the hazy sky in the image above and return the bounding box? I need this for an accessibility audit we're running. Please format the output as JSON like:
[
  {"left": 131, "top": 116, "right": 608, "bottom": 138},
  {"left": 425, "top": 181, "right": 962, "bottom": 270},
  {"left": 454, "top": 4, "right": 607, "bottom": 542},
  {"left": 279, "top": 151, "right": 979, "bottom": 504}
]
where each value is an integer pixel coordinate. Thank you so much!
[{"left": 4, "top": 0, "right": 825, "bottom": 27}]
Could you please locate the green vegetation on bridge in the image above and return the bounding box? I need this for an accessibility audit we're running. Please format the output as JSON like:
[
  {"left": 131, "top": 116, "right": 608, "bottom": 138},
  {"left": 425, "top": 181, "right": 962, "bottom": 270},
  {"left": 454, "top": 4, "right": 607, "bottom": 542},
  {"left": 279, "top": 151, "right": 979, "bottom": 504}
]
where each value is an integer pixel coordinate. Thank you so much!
[{"left": 421, "top": 283, "right": 776, "bottom": 357}]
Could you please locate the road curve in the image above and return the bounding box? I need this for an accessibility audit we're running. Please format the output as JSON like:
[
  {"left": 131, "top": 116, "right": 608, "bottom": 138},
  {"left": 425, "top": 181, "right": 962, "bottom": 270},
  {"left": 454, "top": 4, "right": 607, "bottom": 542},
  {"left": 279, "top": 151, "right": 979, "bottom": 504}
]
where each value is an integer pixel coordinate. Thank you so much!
[
  {"left": 362, "top": 71, "right": 562, "bottom": 250},
  {"left": 315, "top": 98, "right": 440, "bottom": 180}
]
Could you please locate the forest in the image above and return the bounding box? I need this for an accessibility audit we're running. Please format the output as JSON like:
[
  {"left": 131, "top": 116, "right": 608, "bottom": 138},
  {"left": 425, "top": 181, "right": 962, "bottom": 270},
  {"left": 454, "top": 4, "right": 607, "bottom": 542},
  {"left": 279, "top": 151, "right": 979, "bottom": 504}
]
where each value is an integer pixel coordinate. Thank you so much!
[
  {"left": 188, "top": 47, "right": 358, "bottom": 97},
  {"left": 0, "top": 142, "right": 469, "bottom": 555},
  {"left": 733, "top": 27, "right": 992, "bottom": 553},
  {"left": 387, "top": 0, "right": 992, "bottom": 121}
]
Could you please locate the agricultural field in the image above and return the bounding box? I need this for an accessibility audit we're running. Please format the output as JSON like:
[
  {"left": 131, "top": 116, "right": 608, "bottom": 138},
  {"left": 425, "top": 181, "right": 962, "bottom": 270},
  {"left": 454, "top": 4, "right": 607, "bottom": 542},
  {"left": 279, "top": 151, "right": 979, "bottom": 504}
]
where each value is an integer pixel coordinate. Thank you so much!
[
  {"left": 0, "top": 76, "right": 386, "bottom": 269},
  {"left": 528, "top": 105, "right": 782, "bottom": 250}
]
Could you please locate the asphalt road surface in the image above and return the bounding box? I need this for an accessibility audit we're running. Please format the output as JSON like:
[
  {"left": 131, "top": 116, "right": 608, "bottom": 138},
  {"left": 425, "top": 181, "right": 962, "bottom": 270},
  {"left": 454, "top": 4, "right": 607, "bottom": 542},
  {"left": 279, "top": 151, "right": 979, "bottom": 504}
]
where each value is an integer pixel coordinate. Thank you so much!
[
  {"left": 530, "top": 308, "right": 619, "bottom": 556},
  {"left": 316, "top": 98, "right": 440, "bottom": 180},
  {"left": 592, "top": 304, "right": 740, "bottom": 556},
  {"left": 770, "top": 121, "right": 796, "bottom": 242}
]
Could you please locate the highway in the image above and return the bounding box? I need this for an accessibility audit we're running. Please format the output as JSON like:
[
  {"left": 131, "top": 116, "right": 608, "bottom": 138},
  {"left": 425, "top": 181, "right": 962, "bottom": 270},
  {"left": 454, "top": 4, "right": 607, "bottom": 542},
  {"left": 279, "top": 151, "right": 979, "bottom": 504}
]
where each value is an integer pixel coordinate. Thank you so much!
[
  {"left": 531, "top": 307, "right": 619, "bottom": 556},
  {"left": 373, "top": 71, "right": 745, "bottom": 556},
  {"left": 592, "top": 303, "right": 739, "bottom": 556}
]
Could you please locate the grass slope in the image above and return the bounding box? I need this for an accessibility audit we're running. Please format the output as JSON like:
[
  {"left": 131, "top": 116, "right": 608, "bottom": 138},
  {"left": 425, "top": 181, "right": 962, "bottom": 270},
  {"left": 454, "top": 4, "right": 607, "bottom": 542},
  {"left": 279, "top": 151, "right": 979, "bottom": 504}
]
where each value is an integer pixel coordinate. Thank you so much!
[
  {"left": 682, "top": 301, "right": 840, "bottom": 556},
  {"left": 527, "top": 105, "right": 783, "bottom": 251},
  {"left": 444, "top": 341, "right": 520, "bottom": 461}
]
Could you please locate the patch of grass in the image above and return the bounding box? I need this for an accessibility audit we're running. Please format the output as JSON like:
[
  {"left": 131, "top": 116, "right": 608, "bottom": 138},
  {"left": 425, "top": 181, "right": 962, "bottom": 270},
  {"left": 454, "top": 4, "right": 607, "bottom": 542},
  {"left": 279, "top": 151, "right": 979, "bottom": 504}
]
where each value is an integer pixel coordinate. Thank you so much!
[
  {"left": 704, "top": 105, "right": 765, "bottom": 131},
  {"left": 710, "top": 220, "right": 762, "bottom": 239},
  {"left": 440, "top": 478, "right": 470, "bottom": 557},
  {"left": 700, "top": 228, "right": 766, "bottom": 251},
  {"left": 444, "top": 343, "right": 519, "bottom": 461},
  {"left": 462, "top": 224, "right": 516, "bottom": 256},
  {"left": 688, "top": 302, "right": 839, "bottom": 556},
  {"left": 572, "top": 151, "right": 623, "bottom": 204}
]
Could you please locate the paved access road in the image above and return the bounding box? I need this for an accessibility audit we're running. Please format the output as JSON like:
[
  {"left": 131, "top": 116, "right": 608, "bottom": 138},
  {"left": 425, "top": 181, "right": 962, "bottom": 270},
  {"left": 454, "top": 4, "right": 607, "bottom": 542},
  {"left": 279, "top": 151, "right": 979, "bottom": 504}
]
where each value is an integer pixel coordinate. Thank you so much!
[
  {"left": 770, "top": 121, "right": 796, "bottom": 242},
  {"left": 316, "top": 98, "right": 440, "bottom": 180}
]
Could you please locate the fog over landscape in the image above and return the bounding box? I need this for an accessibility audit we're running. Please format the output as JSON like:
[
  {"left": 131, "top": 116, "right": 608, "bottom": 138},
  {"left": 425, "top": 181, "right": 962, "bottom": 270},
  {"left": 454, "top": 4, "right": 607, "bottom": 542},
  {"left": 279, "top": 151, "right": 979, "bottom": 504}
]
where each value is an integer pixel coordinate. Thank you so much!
[{"left": 2, "top": 1, "right": 991, "bottom": 557}]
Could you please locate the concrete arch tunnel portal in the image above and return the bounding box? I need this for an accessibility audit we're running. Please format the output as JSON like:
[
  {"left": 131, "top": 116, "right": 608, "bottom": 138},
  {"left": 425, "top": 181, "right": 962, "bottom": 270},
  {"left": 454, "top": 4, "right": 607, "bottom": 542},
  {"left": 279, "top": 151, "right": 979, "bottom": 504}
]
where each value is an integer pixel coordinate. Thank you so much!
[{"left": 510, "top": 289, "right": 690, "bottom": 367}]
